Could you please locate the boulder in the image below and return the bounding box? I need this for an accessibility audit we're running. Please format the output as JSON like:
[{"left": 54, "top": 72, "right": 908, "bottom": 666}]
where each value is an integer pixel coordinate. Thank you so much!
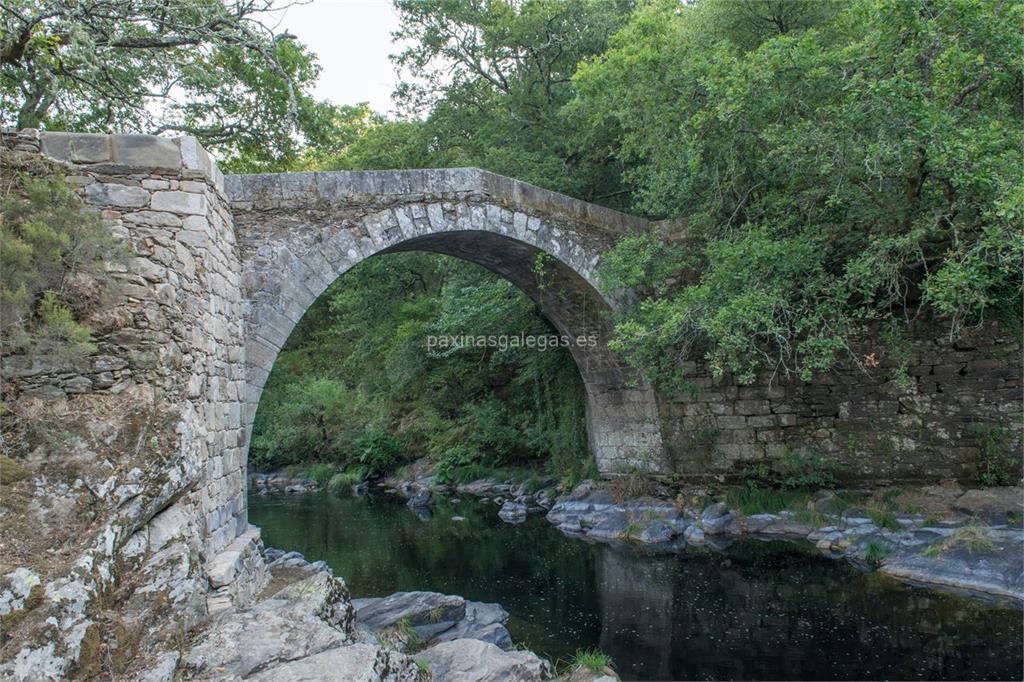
[
  {"left": 432, "top": 601, "right": 512, "bottom": 650},
  {"left": 498, "top": 501, "right": 528, "bottom": 524},
  {"left": 416, "top": 638, "right": 553, "bottom": 682},
  {"left": 354, "top": 592, "right": 466, "bottom": 640},
  {"left": 637, "top": 521, "right": 675, "bottom": 544},
  {"left": 954, "top": 488, "right": 1023, "bottom": 519},
  {"left": 881, "top": 537, "right": 1024, "bottom": 601},
  {"left": 407, "top": 491, "right": 435, "bottom": 509},
  {"left": 684, "top": 526, "right": 706, "bottom": 545},
  {"left": 184, "top": 573, "right": 356, "bottom": 678},
  {"left": 585, "top": 511, "right": 630, "bottom": 541},
  {"left": 701, "top": 502, "right": 734, "bottom": 535}
]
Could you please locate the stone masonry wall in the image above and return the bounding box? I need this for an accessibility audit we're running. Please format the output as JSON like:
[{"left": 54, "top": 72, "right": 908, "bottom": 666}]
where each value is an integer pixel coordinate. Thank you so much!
[
  {"left": 660, "top": 321, "right": 1022, "bottom": 484},
  {"left": 2, "top": 130, "right": 252, "bottom": 559},
  {"left": 0, "top": 130, "right": 266, "bottom": 678}
]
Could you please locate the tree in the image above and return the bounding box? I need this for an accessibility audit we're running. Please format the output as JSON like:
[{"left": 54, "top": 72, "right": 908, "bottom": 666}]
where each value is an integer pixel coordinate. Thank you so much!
[
  {"left": 579, "top": 0, "right": 1023, "bottom": 387},
  {"left": 0, "top": 0, "right": 336, "bottom": 171},
  {"left": 389, "top": 0, "right": 635, "bottom": 202}
]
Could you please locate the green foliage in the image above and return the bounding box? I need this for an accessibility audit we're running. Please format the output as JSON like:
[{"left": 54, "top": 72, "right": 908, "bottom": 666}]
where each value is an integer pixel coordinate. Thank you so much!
[
  {"left": 582, "top": 0, "right": 1023, "bottom": 384},
  {"left": 0, "top": 156, "right": 117, "bottom": 359},
  {"left": 922, "top": 543, "right": 945, "bottom": 560},
  {"left": 328, "top": 469, "right": 365, "bottom": 493},
  {"left": 0, "top": 1, "right": 342, "bottom": 171},
  {"left": 571, "top": 648, "right": 613, "bottom": 672},
  {"left": 251, "top": 253, "right": 591, "bottom": 479},
  {"left": 778, "top": 447, "right": 837, "bottom": 490},
  {"left": 351, "top": 428, "right": 404, "bottom": 478},
  {"left": 389, "top": 0, "right": 636, "bottom": 204},
  {"left": 305, "top": 463, "right": 336, "bottom": 486},
  {"left": 970, "top": 424, "right": 1019, "bottom": 487}
]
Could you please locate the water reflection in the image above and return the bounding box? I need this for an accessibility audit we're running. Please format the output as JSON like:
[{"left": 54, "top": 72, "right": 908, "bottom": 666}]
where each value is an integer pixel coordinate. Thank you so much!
[{"left": 249, "top": 491, "right": 1023, "bottom": 681}]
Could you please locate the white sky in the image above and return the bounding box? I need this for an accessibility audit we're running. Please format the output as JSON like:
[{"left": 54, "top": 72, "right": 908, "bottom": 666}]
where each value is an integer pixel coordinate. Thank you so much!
[{"left": 269, "top": 1, "right": 406, "bottom": 115}]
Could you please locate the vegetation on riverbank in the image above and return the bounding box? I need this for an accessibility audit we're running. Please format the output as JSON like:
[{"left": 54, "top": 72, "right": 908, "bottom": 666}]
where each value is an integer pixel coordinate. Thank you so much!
[{"left": 250, "top": 253, "right": 591, "bottom": 483}]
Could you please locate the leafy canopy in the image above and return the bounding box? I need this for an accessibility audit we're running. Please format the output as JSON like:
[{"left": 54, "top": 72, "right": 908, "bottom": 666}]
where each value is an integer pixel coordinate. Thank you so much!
[
  {"left": 579, "top": 0, "right": 1023, "bottom": 385},
  {"left": 0, "top": 0, "right": 340, "bottom": 171}
]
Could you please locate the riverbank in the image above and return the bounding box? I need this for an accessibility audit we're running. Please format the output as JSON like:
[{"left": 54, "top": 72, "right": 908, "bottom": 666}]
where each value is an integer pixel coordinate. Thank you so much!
[
  {"left": 361, "top": 462, "right": 1023, "bottom": 604},
  {"left": 180, "top": 546, "right": 618, "bottom": 681}
]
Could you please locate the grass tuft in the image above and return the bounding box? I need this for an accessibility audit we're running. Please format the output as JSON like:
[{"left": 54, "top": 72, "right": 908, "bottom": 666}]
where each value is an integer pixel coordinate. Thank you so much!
[{"left": 572, "top": 648, "right": 612, "bottom": 672}]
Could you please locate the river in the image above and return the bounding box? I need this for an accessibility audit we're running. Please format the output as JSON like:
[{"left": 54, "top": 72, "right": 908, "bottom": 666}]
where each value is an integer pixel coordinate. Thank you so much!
[{"left": 249, "top": 490, "right": 1023, "bottom": 681}]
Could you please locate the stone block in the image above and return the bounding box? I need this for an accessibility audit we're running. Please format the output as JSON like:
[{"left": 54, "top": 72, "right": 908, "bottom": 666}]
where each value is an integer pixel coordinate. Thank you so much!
[
  {"left": 114, "top": 134, "right": 180, "bottom": 168},
  {"left": 152, "top": 190, "right": 208, "bottom": 215},
  {"left": 85, "top": 183, "right": 150, "bottom": 208}
]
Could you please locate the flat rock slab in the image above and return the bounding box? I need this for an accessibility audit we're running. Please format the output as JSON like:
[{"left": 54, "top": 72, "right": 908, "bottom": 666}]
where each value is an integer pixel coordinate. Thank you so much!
[
  {"left": 246, "top": 643, "right": 422, "bottom": 682},
  {"left": 955, "top": 487, "right": 1023, "bottom": 518},
  {"left": 416, "top": 638, "right": 553, "bottom": 682},
  {"left": 881, "top": 540, "right": 1024, "bottom": 602}
]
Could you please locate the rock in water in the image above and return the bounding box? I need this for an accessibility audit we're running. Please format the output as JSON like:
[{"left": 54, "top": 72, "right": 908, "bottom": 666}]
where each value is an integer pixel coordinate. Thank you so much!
[
  {"left": 701, "top": 502, "right": 734, "bottom": 535},
  {"left": 638, "top": 520, "right": 675, "bottom": 544},
  {"left": 416, "top": 638, "right": 553, "bottom": 682},
  {"left": 407, "top": 490, "right": 435, "bottom": 509},
  {"left": 498, "top": 501, "right": 528, "bottom": 524},
  {"left": 354, "top": 592, "right": 466, "bottom": 640}
]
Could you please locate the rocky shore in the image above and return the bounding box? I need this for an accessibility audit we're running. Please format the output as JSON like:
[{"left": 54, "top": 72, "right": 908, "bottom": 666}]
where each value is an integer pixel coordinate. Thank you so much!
[
  {"left": 378, "top": 463, "right": 1024, "bottom": 604},
  {"left": 178, "top": 546, "right": 617, "bottom": 682}
]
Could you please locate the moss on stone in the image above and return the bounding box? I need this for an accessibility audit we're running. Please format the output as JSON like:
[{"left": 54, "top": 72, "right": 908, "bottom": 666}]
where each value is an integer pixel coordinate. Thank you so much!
[{"left": 0, "top": 455, "right": 29, "bottom": 485}]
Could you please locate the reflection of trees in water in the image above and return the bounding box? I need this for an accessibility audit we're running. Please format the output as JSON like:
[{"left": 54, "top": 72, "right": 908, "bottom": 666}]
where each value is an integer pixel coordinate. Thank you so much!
[
  {"left": 250, "top": 494, "right": 1022, "bottom": 681},
  {"left": 594, "top": 542, "right": 1022, "bottom": 680}
]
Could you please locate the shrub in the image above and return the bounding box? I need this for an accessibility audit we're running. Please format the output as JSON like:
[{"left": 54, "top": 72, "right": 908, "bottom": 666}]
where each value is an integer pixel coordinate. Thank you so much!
[
  {"left": 328, "top": 468, "right": 366, "bottom": 492},
  {"left": 305, "top": 462, "right": 336, "bottom": 485},
  {"left": 1, "top": 155, "right": 120, "bottom": 359},
  {"left": 351, "top": 427, "right": 403, "bottom": 476},
  {"left": 949, "top": 526, "right": 995, "bottom": 554},
  {"left": 778, "top": 447, "right": 837, "bottom": 490},
  {"left": 971, "top": 425, "right": 1019, "bottom": 487}
]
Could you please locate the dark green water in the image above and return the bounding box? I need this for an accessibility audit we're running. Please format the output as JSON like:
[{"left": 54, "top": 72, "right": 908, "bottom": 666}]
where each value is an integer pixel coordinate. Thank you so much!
[{"left": 248, "top": 491, "right": 1023, "bottom": 681}]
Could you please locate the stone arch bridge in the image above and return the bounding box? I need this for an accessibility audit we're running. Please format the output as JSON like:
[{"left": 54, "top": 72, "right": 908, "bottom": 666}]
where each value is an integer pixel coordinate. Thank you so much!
[
  {"left": 6, "top": 131, "right": 664, "bottom": 602},
  {"left": 228, "top": 167, "right": 664, "bottom": 475}
]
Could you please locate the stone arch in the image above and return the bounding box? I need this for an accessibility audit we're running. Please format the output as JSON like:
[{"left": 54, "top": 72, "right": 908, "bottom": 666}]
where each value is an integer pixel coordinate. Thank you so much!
[{"left": 226, "top": 168, "right": 665, "bottom": 475}]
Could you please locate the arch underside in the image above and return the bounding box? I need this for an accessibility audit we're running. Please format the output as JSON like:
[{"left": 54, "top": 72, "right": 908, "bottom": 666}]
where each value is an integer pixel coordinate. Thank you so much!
[{"left": 236, "top": 198, "right": 664, "bottom": 474}]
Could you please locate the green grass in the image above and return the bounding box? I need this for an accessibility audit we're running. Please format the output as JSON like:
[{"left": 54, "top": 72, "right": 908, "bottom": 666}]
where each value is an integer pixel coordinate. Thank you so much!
[
  {"left": 305, "top": 462, "right": 336, "bottom": 485},
  {"left": 414, "top": 659, "right": 429, "bottom": 674},
  {"left": 922, "top": 543, "right": 944, "bottom": 559},
  {"left": 572, "top": 648, "right": 612, "bottom": 672},
  {"left": 868, "top": 507, "right": 901, "bottom": 532},
  {"left": 949, "top": 526, "right": 994, "bottom": 553},
  {"left": 725, "top": 483, "right": 811, "bottom": 515},
  {"left": 328, "top": 468, "right": 365, "bottom": 492},
  {"left": 865, "top": 540, "right": 892, "bottom": 565},
  {"left": 396, "top": 617, "right": 423, "bottom": 652},
  {"left": 791, "top": 509, "right": 828, "bottom": 528}
]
